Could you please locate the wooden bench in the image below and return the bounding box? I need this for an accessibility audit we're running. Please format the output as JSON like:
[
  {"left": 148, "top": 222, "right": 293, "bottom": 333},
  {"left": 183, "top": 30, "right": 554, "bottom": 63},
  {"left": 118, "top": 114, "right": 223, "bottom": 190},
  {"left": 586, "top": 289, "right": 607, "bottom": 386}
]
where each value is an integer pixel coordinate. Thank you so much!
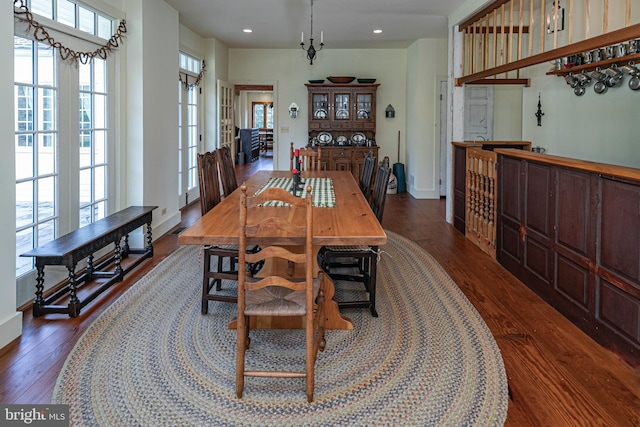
[{"left": 21, "top": 206, "right": 157, "bottom": 317}]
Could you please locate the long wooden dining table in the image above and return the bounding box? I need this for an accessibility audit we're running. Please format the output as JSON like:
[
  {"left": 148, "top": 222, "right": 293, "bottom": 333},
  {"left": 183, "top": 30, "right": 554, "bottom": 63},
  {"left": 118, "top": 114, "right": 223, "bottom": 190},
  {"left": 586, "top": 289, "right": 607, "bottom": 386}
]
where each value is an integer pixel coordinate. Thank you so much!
[{"left": 178, "top": 170, "right": 387, "bottom": 330}]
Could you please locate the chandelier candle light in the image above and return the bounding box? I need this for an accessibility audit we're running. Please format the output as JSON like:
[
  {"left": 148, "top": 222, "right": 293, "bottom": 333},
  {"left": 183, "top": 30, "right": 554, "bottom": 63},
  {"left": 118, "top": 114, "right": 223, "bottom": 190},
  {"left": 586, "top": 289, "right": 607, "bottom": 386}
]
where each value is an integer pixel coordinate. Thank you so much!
[{"left": 300, "top": 0, "right": 324, "bottom": 65}]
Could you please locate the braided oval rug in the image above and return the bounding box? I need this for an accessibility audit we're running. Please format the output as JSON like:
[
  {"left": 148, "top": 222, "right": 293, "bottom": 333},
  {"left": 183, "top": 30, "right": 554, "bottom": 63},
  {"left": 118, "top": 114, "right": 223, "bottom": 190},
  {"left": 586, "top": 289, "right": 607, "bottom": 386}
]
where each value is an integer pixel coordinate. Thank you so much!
[{"left": 52, "top": 231, "right": 508, "bottom": 426}]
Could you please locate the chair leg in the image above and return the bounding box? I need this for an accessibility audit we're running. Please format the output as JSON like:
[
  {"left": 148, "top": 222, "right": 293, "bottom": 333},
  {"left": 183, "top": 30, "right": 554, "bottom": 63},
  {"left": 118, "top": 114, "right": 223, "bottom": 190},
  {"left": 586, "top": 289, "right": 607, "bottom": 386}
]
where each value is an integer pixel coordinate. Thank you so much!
[
  {"left": 368, "top": 252, "right": 378, "bottom": 317},
  {"left": 202, "top": 252, "right": 211, "bottom": 315},
  {"left": 236, "top": 315, "right": 248, "bottom": 399},
  {"left": 216, "top": 256, "right": 224, "bottom": 291}
]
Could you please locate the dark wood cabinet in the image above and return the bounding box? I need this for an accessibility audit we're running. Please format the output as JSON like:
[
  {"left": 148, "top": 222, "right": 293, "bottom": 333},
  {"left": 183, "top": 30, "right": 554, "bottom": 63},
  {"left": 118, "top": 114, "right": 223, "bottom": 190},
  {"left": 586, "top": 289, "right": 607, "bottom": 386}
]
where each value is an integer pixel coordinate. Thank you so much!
[
  {"left": 306, "top": 83, "right": 379, "bottom": 144},
  {"left": 239, "top": 128, "right": 259, "bottom": 163},
  {"left": 496, "top": 149, "right": 640, "bottom": 366},
  {"left": 316, "top": 146, "right": 379, "bottom": 182}
]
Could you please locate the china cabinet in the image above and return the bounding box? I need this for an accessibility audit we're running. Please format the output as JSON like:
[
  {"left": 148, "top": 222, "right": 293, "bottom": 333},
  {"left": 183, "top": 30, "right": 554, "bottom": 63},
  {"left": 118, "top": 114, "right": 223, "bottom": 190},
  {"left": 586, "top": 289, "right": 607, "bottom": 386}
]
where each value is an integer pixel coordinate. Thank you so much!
[
  {"left": 304, "top": 83, "right": 380, "bottom": 183},
  {"left": 305, "top": 83, "right": 379, "bottom": 143}
]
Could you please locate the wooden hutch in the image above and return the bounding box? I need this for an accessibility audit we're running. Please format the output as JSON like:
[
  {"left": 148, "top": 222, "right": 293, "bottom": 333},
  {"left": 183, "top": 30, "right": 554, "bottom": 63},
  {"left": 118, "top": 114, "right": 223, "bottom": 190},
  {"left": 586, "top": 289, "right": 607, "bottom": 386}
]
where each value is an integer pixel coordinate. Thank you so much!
[{"left": 304, "top": 83, "right": 379, "bottom": 181}]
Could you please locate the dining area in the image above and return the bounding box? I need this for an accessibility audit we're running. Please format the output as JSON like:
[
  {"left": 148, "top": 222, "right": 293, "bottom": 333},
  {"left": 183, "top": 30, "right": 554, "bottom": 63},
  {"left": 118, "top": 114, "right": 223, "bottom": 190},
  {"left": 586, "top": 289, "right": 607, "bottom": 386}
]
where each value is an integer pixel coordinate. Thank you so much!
[{"left": 178, "top": 145, "right": 391, "bottom": 401}]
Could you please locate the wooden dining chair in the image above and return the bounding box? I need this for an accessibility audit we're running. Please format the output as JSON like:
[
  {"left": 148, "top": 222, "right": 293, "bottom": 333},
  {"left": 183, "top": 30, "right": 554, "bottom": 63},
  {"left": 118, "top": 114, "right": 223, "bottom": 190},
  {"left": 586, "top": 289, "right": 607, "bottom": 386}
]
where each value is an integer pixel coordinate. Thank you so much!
[
  {"left": 197, "top": 151, "right": 241, "bottom": 314},
  {"left": 319, "top": 156, "right": 392, "bottom": 317},
  {"left": 358, "top": 150, "right": 376, "bottom": 200},
  {"left": 236, "top": 184, "right": 327, "bottom": 403},
  {"left": 215, "top": 145, "right": 238, "bottom": 197},
  {"left": 290, "top": 142, "right": 320, "bottom": 171}
]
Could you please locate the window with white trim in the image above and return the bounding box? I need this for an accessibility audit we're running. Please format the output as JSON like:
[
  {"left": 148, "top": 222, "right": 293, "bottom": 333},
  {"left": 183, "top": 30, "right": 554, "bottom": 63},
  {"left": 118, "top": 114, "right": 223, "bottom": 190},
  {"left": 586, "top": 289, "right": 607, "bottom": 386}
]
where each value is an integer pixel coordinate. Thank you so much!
[
  {"left": 178, "top": 52, "right": 202, "bottom": 207},
  {"left": 14, "top": 1, "right": 118, "bottom": 302}
]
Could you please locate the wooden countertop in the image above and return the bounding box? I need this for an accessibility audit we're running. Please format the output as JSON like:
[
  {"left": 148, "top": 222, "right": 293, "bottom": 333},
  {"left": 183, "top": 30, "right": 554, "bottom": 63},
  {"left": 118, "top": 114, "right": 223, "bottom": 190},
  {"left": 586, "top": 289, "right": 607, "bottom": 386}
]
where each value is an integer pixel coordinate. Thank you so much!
[{"left": 494, "top": 148, "right": 640, "bottom": 181}]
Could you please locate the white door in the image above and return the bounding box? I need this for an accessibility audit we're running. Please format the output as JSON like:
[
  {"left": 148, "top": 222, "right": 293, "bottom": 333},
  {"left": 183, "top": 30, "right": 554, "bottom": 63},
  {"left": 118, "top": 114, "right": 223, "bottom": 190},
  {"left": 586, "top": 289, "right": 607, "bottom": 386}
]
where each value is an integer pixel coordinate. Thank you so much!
[
  {"left": 178, "top": 83, "right": 200, "bottom": 208},
  {"left": 463, "top": 85, "right": 493, "bottom": 141},
  {"left": 218, "top": 79, "right": 235, "bottom": 156}
]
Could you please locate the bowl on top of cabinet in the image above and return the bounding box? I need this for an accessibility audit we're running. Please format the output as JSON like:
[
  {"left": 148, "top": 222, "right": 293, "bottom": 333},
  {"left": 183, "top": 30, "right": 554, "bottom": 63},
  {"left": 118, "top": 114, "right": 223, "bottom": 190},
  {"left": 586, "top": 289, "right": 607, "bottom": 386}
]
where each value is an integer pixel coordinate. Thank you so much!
[
  {"left": 357, "top": 78, "right": 376, "bottom": 84},
  {"left": 327, "top": 76, "right": 356, "bottom": 84}
]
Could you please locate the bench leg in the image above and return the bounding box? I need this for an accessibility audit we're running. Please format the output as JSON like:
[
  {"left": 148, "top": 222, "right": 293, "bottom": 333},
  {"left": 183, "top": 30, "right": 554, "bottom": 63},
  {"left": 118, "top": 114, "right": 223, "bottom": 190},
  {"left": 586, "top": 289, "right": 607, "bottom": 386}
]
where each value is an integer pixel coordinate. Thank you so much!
[
  {"left": 67, "top": 264, "right": 81, "bottom": 318},
  {"left": 32, "top": 265, "right": 46, "bottom": 318},
  {"left": 121, "top": 235, "right": 130, "bottom": 258},
  {"left": 86, "top": 254, "right": 94, "bottom": 281},
  {"left": 114, "top": 239, "right": 123, "bottom": 276},
  {"left": 145, "top": 223, "right": 154, "bottom": 256}
]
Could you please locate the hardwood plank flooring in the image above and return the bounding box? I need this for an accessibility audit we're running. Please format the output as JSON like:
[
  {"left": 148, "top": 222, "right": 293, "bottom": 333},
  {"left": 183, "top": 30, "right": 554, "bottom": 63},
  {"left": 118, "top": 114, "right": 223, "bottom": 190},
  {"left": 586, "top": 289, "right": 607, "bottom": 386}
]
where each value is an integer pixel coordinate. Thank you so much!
[{"left": 1, "top": 155, "right": 639, "bottom": 426}]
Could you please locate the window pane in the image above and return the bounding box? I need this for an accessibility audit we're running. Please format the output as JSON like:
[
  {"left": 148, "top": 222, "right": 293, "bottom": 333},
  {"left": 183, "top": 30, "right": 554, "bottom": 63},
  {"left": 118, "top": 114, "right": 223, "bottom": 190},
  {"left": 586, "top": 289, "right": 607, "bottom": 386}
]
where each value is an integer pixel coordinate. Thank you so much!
[
  {"left": 79, "top": 131, "right": 91, "bottom": 166},
  {"left": 79, "top": 93, "right": 91, "bottom": 129},
  {"left": 16, "top": 181, "right": 33, "bottom": 228},
  {"left": 94, "top": 166, "right": 105, "bottom": 200},
  {"left": 94, "top": 130, "right": 105, "bottom": 164},
  {"left": 30, "top": 0, "right": 53, "bottom": 19},
  {"left": 16, "top": 135, "right": 34, "bottom": 180},
  {"left": 94, "top": 59, "right": 106, "bottom": 93},
  {"left": 56, "top": 0, "right": 76, "bottom": 27},
  {"left": 39, "top": 88, "right": 55, "bottom": 131},
  {"left": 79, "top": 205, "right": 91, "bottom": 228},
  {"left": 97, "top": 16, "right": 112, "bottom": 39},
  {"left": 38, "top": 176, "right": 55, "bottom": 220},
  {"left": 94, "top": 200, "right": 106, "bottom": 222},
  {"left": 79, "top": 168, "right": 91, "bottom": 204},
  {"left": 94, "top": 94, "right": 105, "bottom": 128},
  {"left": 37, "top": 44, "right": 54, "bottom": 86},
  {"left": 14, "top": 37, "right": 33, "bottom": 85},
  {"left": 78, "top": 7, "right": 95, "bottom": 34},
  {"left": 37, "top": 219, "right": 55, "bottom": 246},
  {"left": 38, "top": 133, "right": 55, "bottom": 175},
  {"left": 79, "top": 61, "right": 91, "bottom": 89},
  {"left": 16, "top": 228, "right": 34, "bottom": 276},
  {"left": 15, "top": 86, "right": 34, "bottom": 132}
]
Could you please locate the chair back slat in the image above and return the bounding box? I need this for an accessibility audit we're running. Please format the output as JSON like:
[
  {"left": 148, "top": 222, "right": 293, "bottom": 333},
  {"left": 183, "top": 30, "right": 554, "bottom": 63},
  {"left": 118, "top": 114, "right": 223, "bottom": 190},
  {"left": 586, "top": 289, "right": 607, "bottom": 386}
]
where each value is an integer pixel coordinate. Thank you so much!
[
  {"left": 370, "top": 156, "right": 391, "bottom": 223},
  {"left": 197, "top": 151, "right": 222, "bottom": 216},
  {"left": 216, "top": 146, "right": 238, "bottom": 197},
  {"left": 290, "top": 142, "right": 320, "bottom": 171},
  {"left": 359, "top": 150, "right": 376, "bottom": 199}
]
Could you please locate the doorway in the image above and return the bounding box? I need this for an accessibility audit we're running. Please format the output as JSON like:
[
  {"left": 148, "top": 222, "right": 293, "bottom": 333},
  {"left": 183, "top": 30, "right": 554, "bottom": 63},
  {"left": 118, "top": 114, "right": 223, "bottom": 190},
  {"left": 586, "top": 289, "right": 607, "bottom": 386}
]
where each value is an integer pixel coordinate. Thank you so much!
[{"left": 234, "top": 85, "right": 274, "bottom": 169}]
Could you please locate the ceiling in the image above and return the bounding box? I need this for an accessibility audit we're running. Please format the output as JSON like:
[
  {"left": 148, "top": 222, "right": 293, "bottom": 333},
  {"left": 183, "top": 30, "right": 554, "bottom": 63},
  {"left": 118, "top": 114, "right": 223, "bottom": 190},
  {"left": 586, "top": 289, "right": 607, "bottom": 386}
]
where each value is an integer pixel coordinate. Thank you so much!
[{"left": 163, "top": 0, "right": 471, "bottom": 50}]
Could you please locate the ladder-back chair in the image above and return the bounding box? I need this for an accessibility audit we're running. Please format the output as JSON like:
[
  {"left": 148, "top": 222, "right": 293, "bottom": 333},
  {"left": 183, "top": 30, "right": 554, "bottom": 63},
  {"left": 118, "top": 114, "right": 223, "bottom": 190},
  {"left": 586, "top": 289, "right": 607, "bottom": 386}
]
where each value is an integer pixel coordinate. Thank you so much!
[
  {"left": 237, "top": 185, "right": 327, "bottom": 402},
  {"left": 290, "top": 142, "right": 320, "bottom": 171},
  {"left": 319, "top": 156, "right": 392, "bottom": 317}
]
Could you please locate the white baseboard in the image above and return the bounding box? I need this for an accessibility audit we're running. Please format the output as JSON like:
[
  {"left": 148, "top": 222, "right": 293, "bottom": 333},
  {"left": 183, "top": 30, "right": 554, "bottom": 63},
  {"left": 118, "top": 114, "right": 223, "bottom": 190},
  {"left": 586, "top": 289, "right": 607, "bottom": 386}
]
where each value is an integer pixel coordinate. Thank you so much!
[
  {"left": 0, "top": 312, "right": 22, "bottom": 350},
  {"left": 407, "top": 185, "right": 440, "bottom": 199}
]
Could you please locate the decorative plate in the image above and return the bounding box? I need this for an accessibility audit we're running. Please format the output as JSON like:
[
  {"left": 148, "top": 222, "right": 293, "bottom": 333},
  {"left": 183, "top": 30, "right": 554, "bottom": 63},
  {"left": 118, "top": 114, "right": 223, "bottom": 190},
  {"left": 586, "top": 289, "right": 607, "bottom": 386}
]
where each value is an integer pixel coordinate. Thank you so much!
[
  {"left": 336, "top": 135, "right": 348, "bottom": 145},
  {"left": 317, "top": 131, "right": 332, "bottom": 144},
  {"left": 351, "top": 132, "right": 366, "bottom": 145},
  {"left": 314, "top": 109, "right": 327, "bottom": 119},
  {"left": 336, "top": 109, "right": 349, "bottom": 119},
  {"left": 357, "top": 109, "right": 370, "bottom": 119}
]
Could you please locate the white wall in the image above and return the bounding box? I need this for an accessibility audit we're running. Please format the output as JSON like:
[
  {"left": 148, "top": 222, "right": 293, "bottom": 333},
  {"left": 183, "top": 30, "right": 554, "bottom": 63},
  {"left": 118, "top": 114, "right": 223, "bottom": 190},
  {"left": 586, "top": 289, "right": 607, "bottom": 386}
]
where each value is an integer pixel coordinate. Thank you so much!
[
  {"left": 122, "top": 0, "right": 181, "bottom": 241},
  {"left": 521, "top": 63, "right": 640, "bottom": 167},
  {"left": 228, "top": 48, "right": 410, "bottom": 172},
  {"left": 406, "top": 38, "right": 449, "bottom": 198},
  {"left": 493, "top": 86, "right": 523, "bottom": 141}
]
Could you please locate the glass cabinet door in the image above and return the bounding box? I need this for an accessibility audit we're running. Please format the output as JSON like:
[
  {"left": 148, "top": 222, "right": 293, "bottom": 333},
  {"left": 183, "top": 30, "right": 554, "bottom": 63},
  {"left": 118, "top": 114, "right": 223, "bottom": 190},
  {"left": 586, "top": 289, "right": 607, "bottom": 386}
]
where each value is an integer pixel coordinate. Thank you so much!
[
  {"left": 333, "top": 93, "right": 350, "bottom": 121},
  {"left": 356, "top": 93, "right": 373, "bottom": 120},
  {"left": 312, "top": 93, "right": 328, "bottom": 120}
]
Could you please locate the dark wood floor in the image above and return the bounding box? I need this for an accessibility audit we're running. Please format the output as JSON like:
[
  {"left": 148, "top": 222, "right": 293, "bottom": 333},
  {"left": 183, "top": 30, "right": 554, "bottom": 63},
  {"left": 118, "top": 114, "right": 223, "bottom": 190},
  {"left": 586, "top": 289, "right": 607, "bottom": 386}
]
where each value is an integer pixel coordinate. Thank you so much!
[{"left": 1, "top": 154, "right": 639, "bottom": 426}]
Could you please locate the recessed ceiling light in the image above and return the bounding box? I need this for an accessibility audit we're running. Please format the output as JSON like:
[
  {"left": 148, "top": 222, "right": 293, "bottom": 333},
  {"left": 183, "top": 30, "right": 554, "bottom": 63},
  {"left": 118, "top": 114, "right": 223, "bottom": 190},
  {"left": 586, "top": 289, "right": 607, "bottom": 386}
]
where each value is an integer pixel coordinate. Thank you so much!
[
  {"left": 243, "top": 28, "right": 253, "bottom": 33},
  {"left": 373, "top": 29, "right": 383, "bottom": 34}
]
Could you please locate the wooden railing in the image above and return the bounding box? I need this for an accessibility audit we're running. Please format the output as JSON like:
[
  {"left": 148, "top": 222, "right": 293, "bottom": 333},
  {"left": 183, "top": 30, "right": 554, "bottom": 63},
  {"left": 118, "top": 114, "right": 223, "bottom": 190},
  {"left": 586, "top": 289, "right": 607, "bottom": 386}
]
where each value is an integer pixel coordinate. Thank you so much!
[
  {"left": 466, "top": 148, "right": 497, "bottom": 258},
  {"left": 456, "top": 0, "right": 640, "bottom": 85}
]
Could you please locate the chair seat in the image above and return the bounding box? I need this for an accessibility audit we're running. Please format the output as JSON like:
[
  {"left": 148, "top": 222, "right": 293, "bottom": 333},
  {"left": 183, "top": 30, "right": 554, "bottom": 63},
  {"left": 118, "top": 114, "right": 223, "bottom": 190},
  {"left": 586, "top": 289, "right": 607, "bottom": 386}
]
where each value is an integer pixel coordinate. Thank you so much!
[
  {"left": 245, "top": 276, "right": 321, "bottom": 316},
  {"left": 205, "top": 244, "right": 240, "bottom": 251}
]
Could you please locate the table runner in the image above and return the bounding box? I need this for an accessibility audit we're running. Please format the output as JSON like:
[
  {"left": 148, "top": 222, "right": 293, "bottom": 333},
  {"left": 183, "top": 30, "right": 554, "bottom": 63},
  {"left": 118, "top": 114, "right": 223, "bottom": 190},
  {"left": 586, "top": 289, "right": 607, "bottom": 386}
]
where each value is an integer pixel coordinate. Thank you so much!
[{"left": 256, "top": 177, "right": 336, "bottom": 207}]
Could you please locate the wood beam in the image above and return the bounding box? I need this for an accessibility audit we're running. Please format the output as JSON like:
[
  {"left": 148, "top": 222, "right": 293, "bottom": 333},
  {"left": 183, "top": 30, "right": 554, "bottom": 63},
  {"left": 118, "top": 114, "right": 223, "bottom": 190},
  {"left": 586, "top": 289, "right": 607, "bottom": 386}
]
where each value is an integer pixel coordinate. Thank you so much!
[
  {"left": 234, "top": 85, "right": 274, "bottom": 95},
  {"left": 466, "top": 78, "right": 531, "bottom": 86}
]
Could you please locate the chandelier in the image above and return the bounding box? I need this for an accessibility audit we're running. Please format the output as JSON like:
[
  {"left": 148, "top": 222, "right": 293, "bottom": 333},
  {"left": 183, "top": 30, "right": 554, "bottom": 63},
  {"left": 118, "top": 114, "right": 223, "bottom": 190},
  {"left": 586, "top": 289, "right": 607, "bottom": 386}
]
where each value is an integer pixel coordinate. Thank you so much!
[{"left": 300, "top": 0, "right": 324, "bottom": 65}]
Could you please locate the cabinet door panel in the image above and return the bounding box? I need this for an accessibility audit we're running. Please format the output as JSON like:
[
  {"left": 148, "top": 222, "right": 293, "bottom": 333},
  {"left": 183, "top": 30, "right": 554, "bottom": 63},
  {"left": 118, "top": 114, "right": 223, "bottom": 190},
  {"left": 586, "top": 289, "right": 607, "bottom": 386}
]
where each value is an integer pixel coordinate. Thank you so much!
[
  {"left": 556, "top": 253, "right": 590, "bottom": 308},
  {"left": 525, "top": 163, "right": 552, "bottom": 237},
  {"left": 599, "top": 279, "right": 640, "bottom": 343},
  {"left": 600, "top": 178, "right": 640, "bottom": 282},
  {"left": 556, "top": 169, "right": 591, "bottom": 257}
]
